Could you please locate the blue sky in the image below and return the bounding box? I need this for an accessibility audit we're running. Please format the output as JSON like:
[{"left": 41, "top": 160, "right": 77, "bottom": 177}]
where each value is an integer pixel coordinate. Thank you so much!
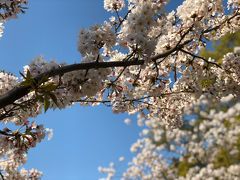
[{"left": 0, "top": 1, "right": 182, "bottom": 179}]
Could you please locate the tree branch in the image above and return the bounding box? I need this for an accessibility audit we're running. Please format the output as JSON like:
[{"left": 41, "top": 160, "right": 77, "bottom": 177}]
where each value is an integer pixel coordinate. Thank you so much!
[
  {"left": 0, "top": 60, "right": 144, "bottom": 109},
  {"left": 0, "top": 39, "right": 192, "bottom": 110}
]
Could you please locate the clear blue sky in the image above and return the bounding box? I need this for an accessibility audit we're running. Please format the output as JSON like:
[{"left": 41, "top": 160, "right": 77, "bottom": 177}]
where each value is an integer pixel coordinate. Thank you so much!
[{"left": 0, "top": 1, "right": 181, "bottom": 179}]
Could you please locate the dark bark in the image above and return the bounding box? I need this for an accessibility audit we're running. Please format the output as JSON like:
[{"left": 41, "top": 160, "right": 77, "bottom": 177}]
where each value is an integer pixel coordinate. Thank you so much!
[{"left": 0, "top": 60, "right": 144, "bottom": 109}]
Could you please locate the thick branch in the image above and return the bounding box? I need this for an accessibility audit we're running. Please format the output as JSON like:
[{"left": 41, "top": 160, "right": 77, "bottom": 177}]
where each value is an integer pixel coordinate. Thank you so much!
[{"left": 0, "top": 60, "right": 144, "bottom": 109}]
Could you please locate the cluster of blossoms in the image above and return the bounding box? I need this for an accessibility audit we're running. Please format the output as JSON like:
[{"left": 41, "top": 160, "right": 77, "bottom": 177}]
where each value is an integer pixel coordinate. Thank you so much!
[
  {"left": 0, "top": 0, "right": 27, "bottom": 20},
  {"left": 118, "top": 0, "right": 168, "bottom": 56},
  {"left": 0, "top": 0, "right": 28, "bottom": 40},
  {"left": 176, "top": 0, "right": 223, "bottom": 26},
  {"left": 0, "top": 71, "right": 18, "bottom": 96},
  {"left": 78, "top": 24, "right": 116, "bottom": 56},
  {"left": 0, "top": 0, "right": 240, "bottom": 179},
  {"left": 98, "top": 162, "right": 116, "bottom": 180},
  {"left": 0, "top": 122, "right": 50, "bottom": 179},
  {"left": 104, "top": 0, "right": 125, "bottom": 12},
  {"left": 100, "top": 94, "right": 240, "bottom": 179}
]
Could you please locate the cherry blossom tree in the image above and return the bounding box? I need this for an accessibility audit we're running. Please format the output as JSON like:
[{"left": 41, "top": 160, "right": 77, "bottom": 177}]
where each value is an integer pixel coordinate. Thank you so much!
[{"left": 0, "top": 0, "right": 240, "bottom": 179}]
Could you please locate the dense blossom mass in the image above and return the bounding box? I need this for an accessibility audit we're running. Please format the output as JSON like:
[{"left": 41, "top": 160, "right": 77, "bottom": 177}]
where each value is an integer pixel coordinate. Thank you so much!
[{"left": 0, "top": 0, "right": 240, "bottom": 179}]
